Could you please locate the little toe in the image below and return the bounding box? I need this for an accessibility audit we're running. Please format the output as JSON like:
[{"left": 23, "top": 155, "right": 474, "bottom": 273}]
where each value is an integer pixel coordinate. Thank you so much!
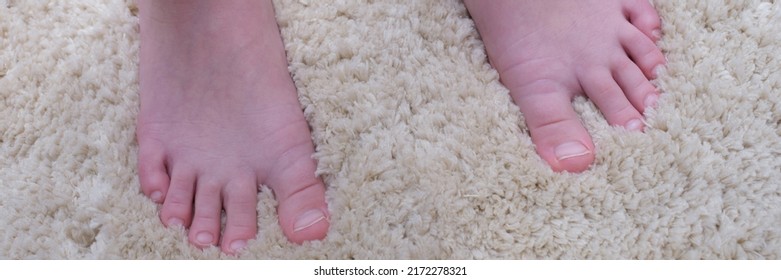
[
  {"left": 620, "top": 24, "right": 666, "bottom": 79},
  {"left": 187, "top": 180, "right": 223, "bottom": 248},
  {"left": 220, "top": 178, "right": 258, "bottom": 254},
  {"left": 579, "top": 69, "right": 646, "bottom": 131},
  {"left": 613, "top": 57, "right": 661, "bottom": 113},
  {"left": 138, "top": 143, "right": 169, "bottom": 203},
  {"left": 511, "top": 80, "right": 596, "bottom": 172},
  {"left": 159, "top": 167, "right": 196, "bottom": 228},
  {"left": 623, "top": 0, "right": 663, "bottom": 41}
]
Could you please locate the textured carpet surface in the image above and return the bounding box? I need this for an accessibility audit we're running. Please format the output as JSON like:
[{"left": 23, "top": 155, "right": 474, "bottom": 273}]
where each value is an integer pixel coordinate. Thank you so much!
[{"left": 1, "top": 0, "right": 780, "bottom": 259}]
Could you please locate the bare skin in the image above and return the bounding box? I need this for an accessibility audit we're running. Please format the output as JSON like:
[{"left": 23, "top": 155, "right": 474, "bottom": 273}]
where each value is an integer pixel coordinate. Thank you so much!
[
  {"left": 136, "top": 0, "right": 663, "bottom": 253},
  {"left": 465, "top": 0, "right": 666, "bottom": 172},
  {"left": 136, "top": 0, "right": 329, "bottom": 254}
]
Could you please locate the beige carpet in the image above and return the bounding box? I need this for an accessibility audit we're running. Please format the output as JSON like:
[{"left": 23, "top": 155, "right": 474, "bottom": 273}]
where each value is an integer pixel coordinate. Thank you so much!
[{"left": 1, "top": 0, "right": 780, "bottom": 259}]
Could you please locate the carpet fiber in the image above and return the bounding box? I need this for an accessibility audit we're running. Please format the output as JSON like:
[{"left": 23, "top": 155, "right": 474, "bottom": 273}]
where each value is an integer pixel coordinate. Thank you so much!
[{"left": 1, "top": 0, "right": 780, "bottom": 259}]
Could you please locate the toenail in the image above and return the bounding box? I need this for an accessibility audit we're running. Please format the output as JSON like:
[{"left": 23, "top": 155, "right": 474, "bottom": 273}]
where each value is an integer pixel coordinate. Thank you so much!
[
  {"left": 653, "top": 64, "right": 665, "bottom": 78},
  {"left": 196, "top": 232, "right": 213, "bottom": 245},
  {"left": 644, "top": 94, "right": 659, "bottom": 108},
  {"left": 652, "top": 29, "right": 662, "bottom": 40},
  {"left": 626, "top": 119, "right": 644, "bottom": 132},
  {"left": 167, "top": 218, "right": 184, "bottom": 227},
  {"left": 294, "top": 209, "right": 327, "bottom": 232},
  {"left": 150, "top": 191, "right": 163, "bottom": 203},
  {"left": 230, "top": 240, "right": 247, "bottom": 252},
  {"left": 554, "top": 141, "right": 591, "bottom": 161}
]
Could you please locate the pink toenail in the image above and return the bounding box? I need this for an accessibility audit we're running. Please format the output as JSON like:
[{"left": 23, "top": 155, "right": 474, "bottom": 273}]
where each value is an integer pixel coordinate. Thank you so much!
[
  {"left": 644, "top": 94, "right": 659, "bottom": 108},
  {"left": 626, "top": 119, "right": 644, "bottom": 132},
  {"left": 150, "top": 191, "right": 163, "bottom": 203},
  {"left": 653, "top": 64, "right": 665, "bottom": 78},
  {"left": 652, "top": 29, "right": 662, "bottom": 40},
  {"left": 167, "top": 218, "right": 184, "bottom": 227},
  {"left": 230, "top": 240, "right": 247, "bottom": 252},
  {"left": 554, "top": 141, "right": 591, "bottom": 161},
  {"left": 294, "top": 209, "right": 327, "bottom": 232},
  {"left": 196, "top": 232, "right": 213, "bottom": 245}
]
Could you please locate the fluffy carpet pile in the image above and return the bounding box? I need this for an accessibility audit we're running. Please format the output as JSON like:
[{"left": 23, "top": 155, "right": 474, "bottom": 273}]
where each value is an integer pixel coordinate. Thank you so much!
[{"left": 1, "top": 0, "right": 780, "bottom": 259}]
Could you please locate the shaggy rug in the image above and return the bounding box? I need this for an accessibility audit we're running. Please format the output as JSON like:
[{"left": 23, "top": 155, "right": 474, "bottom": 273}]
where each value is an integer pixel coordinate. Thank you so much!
[{"left": 1, "top": 0, "right": 780, "bottom": 259}]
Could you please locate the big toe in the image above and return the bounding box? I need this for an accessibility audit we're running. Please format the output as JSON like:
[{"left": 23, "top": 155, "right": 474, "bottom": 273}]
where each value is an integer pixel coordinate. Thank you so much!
[
  {"left": 532, "top": 122, "right": 596, "bottom": 173},
  {"left": 623, "top": 0, "right": 663, "bottom": 41},
  {"left": 276, "top": 180, "right": 329, "bottom": 244},
  {"left": 267, "top": 151, "right": 330, "bottom": 243},
  {"left": 513, "top": 80, "right": 596, "bottom": 172}
]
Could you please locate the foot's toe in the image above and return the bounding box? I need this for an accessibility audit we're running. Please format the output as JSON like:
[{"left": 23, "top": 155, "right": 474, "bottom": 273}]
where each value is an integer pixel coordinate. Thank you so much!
[
  {"left": 276, "top": 180, "right": 329, "bottom": 244},
  {"left": 579, "top": 69, "right": 646, "bottom": 131},
  {"left": 267, "top": 148, "right": 330, "bottom": 243},
  {"left": 623, "top": 0, "right": 662, "bottom": 41},
  {"left": 613, "top": 57, "right": 660, "bottom": 113},
  {"left": 512, "top": 80, "right": 596, "bottom": 172},
  {"left": 220, "top": 178, "right": 258, "bottom": 254},
  {"left": 187, "top": 179, "right": 223, "bottom": 248},
  {"left": 138, "top": 143, "right": 169, "bottom": 203},
  {"left": 159, "top": 167, "right": 196, "bottom": 228},
  {"left": 620, "top": 24, "right": 666, "bottom": 79}
]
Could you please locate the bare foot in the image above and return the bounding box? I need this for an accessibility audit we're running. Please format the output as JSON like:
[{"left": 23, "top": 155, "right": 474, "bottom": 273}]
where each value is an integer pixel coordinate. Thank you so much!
[
  {"left": 136, "top": 0, "right": 329, "bottom": 254},
  {"left": 465, "top": 0, "right": 666, "bottom": 172}
]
